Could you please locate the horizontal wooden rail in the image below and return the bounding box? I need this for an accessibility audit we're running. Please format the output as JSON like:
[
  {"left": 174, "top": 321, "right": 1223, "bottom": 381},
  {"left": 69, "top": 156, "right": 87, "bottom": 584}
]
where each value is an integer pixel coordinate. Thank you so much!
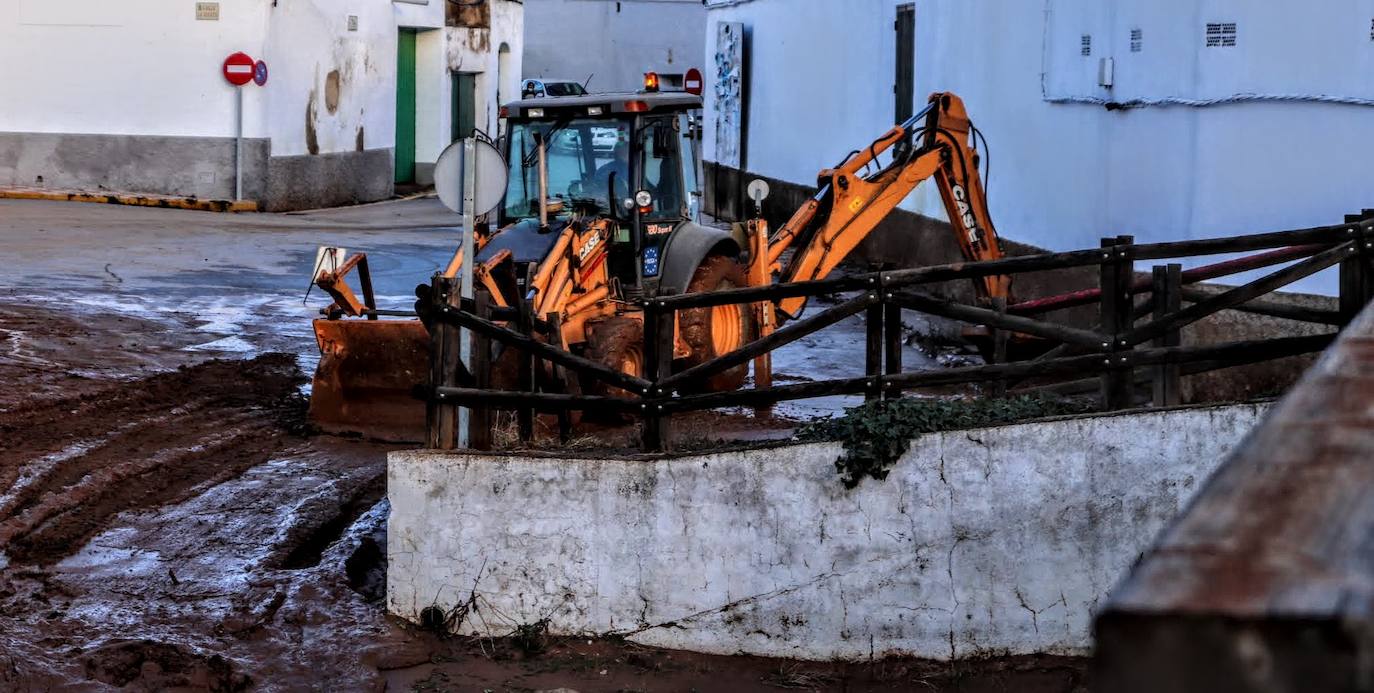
[
  {"left": 1008, "top": 244, "right": 1328, "bottom": 316},
  {"left": 1177, "top": 287, "right": 1344, "bottom": 326},
  {"left": 433, "top": 387, "right": 641, "bottom": 413},
  {"left": 657, "top": 334, "right": 1334, "bottom": 414},
  {"left": 892, "top": 291, "right": 1110, "bottom": 349},
  {"left": 659, "top": 376, "right": 873, "bottom": 413},
  {"left": 430, "top": 304, "right": 652, "bottom": 395},
  {"left": 655, "top": 293, "right": 877, "bottom": 392},
  {"left": 655, "top": 222, "right": 1365, "bottom": 313},
  {"left": 885, "top": 333, "right": 1334, "bottom": 391},
  {"left": 1022, "top": 338, "right": 1334, "bottom": 397},
  {"left": 1128, "top": 222, "right": 1360, "bottom": 261},
  {"left": 1121, "top": 242, "right": 1352, "bottom": 348},
  {"left": 654, "top": 274, "right": 873, "bottom": 310}
]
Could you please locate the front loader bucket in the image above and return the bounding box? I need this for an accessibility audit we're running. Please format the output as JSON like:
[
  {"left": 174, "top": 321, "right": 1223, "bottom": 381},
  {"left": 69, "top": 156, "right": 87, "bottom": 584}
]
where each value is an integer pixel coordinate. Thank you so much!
[{"left": 309, "top": 318, "right": 430, "bottom": 443}]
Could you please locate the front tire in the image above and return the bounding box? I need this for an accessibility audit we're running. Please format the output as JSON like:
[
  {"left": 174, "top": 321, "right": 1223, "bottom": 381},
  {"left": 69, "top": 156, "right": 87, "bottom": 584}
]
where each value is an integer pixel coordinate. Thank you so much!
[{"left": 679, "top": 255, "right": 757, "bottom": 392}]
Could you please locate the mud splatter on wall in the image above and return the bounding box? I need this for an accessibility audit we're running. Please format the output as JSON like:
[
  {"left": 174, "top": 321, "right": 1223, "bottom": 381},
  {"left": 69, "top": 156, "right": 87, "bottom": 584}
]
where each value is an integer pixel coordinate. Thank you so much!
[
  {"left": 305, "top": 91, "right": 320, "bottom": 155},
  {"left": 324, "top": 70, "right": 342, "bottom": 114}
]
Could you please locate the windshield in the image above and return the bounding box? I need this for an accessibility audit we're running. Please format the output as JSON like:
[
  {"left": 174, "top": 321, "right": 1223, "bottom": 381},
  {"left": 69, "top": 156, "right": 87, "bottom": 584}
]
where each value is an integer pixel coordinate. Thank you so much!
[
  {"left": 544, "top": 82, "right": 586, "bottom": 97},
  {"left": 504, "top": 117, "right": 632, "bottom": 220}
]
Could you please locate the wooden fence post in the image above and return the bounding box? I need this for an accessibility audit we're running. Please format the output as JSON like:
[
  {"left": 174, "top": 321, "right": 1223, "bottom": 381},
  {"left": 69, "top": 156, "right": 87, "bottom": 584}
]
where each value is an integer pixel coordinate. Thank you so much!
[
  {"left": 991, "top": 296, "right": 1009, "bottom": 398},
  {"left": 468, "top": 289, "right": 494, "bottom": 451},
  {"left": 884, "top": 290, "right": 903, "bottom": 400},
  {"left": 1339, "top": 210, "right": 1374, "bottom": 323},
  {"left": 641, "top": 297, "right": 674, "bottom": 452},
  {"left": 545, "top": 314, "right": 573, "bottom": 443},
  {"left": 515, "top": 299, "right": 536, "bottom": 443},
  {"left": 865, "top": 276, "right": 884, "bottom": 402},
  {"left": 426, "top": 275, "right": 462, "bottom": 450},
  {"left": 1152, "top": 264, "right": 1183, "bottom": 407},
  {"left": 1100, "top": 235, "right": 1136, "bottom": 410}
]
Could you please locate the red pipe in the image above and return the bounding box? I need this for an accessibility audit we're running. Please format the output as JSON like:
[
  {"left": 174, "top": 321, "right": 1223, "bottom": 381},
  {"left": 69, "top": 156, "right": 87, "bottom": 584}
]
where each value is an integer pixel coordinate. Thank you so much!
[{"left": 1007, "top": 244, "right": 1326, "bottom": 316}]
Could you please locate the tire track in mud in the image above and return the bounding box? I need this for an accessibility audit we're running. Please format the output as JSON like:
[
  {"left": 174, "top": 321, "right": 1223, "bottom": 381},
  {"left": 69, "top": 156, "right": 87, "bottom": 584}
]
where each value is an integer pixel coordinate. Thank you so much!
[{"left": 0, "top": 354, "right": 308, "bottom": 565}]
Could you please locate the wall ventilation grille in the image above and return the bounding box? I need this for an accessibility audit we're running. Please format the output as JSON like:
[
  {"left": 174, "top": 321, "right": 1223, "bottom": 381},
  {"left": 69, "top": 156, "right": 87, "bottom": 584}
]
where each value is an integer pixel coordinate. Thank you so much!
[
  {"left": 1130, "top": 28, "right": 1143, "bottom": 53},
  {"left": 1369, "top": 17, "right": 1373, "bottom": 41},
  {"left": 1081, "top": 34, "right": 1092, "bottom": 56},
  {"left": 1206, "top": 22, "right": 1237, "bottom": 48}
]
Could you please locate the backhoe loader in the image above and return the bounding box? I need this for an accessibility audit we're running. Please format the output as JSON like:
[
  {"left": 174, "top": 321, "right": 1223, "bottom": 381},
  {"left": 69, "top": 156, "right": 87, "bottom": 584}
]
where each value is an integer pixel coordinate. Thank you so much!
[{"left": 310, "top": 88, "right": 1010, "bottom": 441}]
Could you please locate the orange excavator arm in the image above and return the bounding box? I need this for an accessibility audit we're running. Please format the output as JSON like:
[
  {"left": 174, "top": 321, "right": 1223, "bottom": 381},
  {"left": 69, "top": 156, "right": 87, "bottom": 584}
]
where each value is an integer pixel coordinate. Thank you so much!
[{"left": 758, "top": 92, "right": 1011, "bottom": 319}]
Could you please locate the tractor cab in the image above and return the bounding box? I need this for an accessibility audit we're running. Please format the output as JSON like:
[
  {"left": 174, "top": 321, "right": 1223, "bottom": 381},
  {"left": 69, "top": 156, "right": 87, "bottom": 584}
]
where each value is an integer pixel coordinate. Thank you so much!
[{"left": 493, "top": 90, "right": 713, "bottom": 300}]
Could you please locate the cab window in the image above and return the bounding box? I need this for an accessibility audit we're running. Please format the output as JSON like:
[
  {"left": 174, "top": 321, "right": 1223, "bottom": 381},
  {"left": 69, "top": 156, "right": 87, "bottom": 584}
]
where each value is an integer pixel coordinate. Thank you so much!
[{"left": 637, "top": 118, "right": 683, "bottom": 220}]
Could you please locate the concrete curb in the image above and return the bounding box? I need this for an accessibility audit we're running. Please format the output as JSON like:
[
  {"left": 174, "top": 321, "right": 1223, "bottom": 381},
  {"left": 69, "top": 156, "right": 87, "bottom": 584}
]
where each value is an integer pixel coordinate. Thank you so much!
[{"left": 0, "top": 187, "right": 258, "bottom": 213}]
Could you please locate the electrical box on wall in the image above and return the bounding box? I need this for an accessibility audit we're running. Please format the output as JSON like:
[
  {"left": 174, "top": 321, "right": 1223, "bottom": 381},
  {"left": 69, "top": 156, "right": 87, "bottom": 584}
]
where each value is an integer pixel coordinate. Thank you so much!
[{"left": 1043, "top": 0, "right": 1374, "bottom": 105}]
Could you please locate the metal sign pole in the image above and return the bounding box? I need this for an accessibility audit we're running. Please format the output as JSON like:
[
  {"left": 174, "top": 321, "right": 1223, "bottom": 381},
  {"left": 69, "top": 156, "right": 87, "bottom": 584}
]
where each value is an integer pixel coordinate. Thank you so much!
[
  {"left": 235, "top": 86, "right": 243, "bottom": 201},
  {"left": 458, "top": 138, "right": 477, "bottom": 447}
]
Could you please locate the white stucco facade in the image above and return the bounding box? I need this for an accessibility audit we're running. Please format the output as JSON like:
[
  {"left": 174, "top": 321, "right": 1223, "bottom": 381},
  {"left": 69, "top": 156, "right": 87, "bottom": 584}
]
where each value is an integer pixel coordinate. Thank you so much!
[
  {"left": 0, "top": 0, "right": 522, "bottom": 210},
  {"left": 523, "top": 0, "right": 707, "bottom": 93},
  {"left": 703, "top": 0, "right": 1374, "bottom": 294},
  {"left": 388, "top": 403, "right": 1267, "bottom": 660}
]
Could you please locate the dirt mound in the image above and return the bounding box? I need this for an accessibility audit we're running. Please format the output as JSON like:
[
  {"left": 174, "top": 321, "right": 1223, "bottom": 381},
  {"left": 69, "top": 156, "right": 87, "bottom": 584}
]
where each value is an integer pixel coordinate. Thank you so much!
[
  {"left": 0, "top": 353, "right": 308, "bottom": 565},
  {"left": 83, "top": 639, "right": 252, "bottom": 692}
]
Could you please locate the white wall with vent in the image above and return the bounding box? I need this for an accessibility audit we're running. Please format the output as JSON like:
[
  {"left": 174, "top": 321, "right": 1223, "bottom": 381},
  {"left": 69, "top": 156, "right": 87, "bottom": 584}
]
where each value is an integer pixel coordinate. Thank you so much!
[{"left": 704, "top": 0, "right": 1374, "bottom": 294}]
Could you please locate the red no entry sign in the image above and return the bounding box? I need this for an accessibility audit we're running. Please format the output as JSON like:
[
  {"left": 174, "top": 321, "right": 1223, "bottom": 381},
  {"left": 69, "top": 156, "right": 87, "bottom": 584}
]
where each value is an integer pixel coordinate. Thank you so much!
[
  {"left": 223, "top": 52, "right": 255, "bottom": 87},
  {"left": 684, "top": 68, "right": 703, "bottom": 96}
]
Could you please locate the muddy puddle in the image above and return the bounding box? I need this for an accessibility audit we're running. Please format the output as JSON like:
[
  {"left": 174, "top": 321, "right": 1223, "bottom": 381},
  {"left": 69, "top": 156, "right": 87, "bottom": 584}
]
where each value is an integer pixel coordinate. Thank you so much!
[
  {"left": 0, "top": 298, "right": 1084, "bottom": 691},
  {"left": 1, "top": 200, "right": 1076, "bottom": 691}
]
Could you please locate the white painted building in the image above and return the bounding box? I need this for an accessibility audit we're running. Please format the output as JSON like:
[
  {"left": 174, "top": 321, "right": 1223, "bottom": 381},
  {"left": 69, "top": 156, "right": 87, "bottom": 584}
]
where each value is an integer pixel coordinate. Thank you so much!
[
  {"left": 0, "top": 0, "right": 522, "bottom": 211},
  {"left": 704, "top": 0, "right": 1374, "bottom": 294},
  {"left": 523, "top": 0, "right": 706, "bottom": 93}
]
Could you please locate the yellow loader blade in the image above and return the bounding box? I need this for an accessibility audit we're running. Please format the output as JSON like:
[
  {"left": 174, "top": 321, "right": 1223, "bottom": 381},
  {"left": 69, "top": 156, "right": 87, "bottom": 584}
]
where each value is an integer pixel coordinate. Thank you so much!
[{"left": 309, "top": 318, "right": 430, "bottom": 443}]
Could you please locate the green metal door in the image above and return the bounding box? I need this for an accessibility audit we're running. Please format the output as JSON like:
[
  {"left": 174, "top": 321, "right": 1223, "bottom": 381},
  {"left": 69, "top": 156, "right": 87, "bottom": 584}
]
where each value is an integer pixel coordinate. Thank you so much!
[
  {"left": 452, "top": 72, "right": 477, "bottom": 142},
  {"left": 395, "top": 29, "right": 417, "bottom": 184}
]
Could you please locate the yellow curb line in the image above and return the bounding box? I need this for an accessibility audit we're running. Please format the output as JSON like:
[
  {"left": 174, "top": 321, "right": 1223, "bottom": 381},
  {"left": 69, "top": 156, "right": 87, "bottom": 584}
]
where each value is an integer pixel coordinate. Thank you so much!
[{"left": 0, "top": 188, "right": 259, "bottom": 213}]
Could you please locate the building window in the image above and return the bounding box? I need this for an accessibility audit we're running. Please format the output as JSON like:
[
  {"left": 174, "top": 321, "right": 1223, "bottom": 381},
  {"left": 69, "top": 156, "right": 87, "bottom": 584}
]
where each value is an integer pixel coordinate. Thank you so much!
[
  {"left": 1081, "top": 34, "right": 1092, "bottom": 57},
  {"left": 1130, "top": 28, "right": 1143, "bottom": 53},
  {"left": 1205, "top": 22, "right": 1237, "bottom": 48}
]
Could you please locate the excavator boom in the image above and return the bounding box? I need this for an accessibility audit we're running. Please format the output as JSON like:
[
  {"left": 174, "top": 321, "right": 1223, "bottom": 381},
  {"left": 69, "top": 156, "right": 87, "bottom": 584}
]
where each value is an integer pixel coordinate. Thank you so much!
[{"left": 762, "top": 92, "right": 1010, "bottom": 318}]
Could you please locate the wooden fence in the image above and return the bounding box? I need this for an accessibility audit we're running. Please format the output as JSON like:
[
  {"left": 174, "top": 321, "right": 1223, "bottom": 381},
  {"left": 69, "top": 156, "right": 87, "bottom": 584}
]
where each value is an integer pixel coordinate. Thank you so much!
[{"left": 421, "top": 211, "right": 1374, "bottom": 452}]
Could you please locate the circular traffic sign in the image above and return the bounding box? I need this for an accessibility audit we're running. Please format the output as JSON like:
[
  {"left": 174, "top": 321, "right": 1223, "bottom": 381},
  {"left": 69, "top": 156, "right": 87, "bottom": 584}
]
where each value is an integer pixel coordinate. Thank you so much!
[
  {"left": 434, "top": 138, "right": 508, "bottom": 216},
  {"left": 253, "top": 60, "right": 269, "bottom": 87},
  {"left": 222, "top": 52, "right": 255, "bottom": 87}
]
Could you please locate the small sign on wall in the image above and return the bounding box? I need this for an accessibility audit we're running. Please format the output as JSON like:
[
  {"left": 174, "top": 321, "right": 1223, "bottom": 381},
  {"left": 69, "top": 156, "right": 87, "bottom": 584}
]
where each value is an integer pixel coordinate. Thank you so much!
[
  {"left": 348, "top": 15, "right": 359, "bottom": 31},
  {"left": 196, "top": 2, "right": 220, "bottom": 21}
]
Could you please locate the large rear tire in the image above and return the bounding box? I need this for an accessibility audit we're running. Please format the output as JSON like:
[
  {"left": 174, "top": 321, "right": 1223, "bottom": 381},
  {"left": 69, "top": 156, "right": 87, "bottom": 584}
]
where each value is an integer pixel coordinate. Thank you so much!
[{"left": 679, "top": 255, "right": 756, "bottom": 393}]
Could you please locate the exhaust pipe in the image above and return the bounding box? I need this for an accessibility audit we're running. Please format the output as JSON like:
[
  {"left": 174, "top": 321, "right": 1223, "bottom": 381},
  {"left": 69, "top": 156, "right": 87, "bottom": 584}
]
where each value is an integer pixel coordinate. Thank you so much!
[{"left": 537, "top": 133, "right": 549, "bottom": 231}]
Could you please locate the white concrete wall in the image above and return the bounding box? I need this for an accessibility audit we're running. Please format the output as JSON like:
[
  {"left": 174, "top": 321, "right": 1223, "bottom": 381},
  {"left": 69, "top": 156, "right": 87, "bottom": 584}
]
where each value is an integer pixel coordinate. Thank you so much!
[
  {"left": 388, "top": 403, "right": 1267, "bottom": 660},
  {"left": 703, "top": 0, "right": 1374, "bottom": 294},
  {"left": 703, "top": 0, "right": 902, "bottom": 193},
  {"left": 0, "top": 0, "right": 272, "bottom": 139},
  {"left": 447, "top": 2, "right": 524, "bottom": 141},
  {"left": 0, "top": 0, "right": 520, "bottom": 166},
  {"left": 524, "top": 0, "right": 707, "bottom": 93},
  {"left": 263, "top": 0, "right": 416, "bottom": 158}
]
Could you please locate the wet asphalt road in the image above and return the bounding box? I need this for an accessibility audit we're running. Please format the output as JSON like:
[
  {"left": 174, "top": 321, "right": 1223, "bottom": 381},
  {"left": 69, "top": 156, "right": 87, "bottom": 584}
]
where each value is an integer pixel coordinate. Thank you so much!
[{"left": 0, "top": 196, "right": 939, "bottom": 418}]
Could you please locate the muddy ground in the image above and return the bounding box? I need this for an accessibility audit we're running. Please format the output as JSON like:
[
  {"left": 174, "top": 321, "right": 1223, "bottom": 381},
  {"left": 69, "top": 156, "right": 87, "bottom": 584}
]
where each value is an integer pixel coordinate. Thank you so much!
[
  {"left": 0, "top": 302, "right": 1090, "bottom": 692},
  {"left": 0, "top": 198, "right": 1089, "bottom": 691}
]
